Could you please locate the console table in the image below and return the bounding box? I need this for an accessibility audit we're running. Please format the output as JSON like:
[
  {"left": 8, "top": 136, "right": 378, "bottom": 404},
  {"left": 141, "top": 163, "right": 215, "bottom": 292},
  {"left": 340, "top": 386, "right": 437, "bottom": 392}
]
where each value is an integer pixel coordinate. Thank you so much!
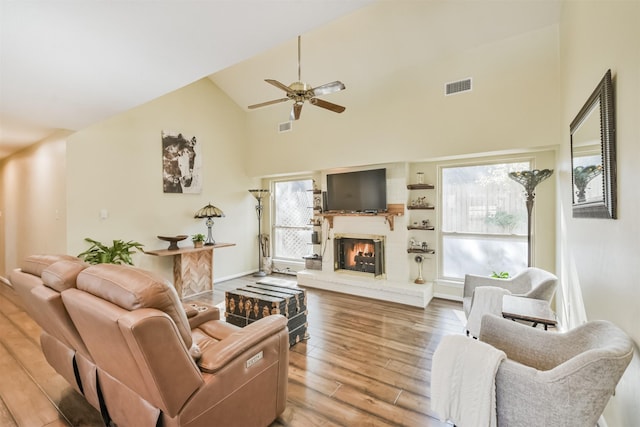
[{"left": 145, "top": 243, "right": 235, "bottom": 298}]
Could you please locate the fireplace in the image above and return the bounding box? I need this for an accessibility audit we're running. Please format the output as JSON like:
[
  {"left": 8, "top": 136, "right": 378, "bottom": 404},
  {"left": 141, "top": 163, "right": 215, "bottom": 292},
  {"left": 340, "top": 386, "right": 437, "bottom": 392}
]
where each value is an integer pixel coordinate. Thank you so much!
[{"left": 334, "top": 234, "right": 385, "bottom": 277}]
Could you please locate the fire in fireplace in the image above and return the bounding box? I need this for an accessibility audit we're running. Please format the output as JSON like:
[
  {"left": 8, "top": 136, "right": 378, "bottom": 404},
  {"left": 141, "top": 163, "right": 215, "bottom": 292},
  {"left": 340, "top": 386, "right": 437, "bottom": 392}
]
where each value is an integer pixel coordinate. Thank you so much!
[{"left": 334, "top": 235, "right": 385, "bottom": 277}]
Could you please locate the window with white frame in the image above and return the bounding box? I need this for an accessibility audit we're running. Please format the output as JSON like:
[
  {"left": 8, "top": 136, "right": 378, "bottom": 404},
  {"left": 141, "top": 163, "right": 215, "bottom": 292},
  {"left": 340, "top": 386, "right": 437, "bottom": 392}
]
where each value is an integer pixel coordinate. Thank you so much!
[
  {"left": 440, "top": 161, "right": 530, "bottom": 280},
  {"left": 272, "top": 178, "right": 314, "bottom": 261}
]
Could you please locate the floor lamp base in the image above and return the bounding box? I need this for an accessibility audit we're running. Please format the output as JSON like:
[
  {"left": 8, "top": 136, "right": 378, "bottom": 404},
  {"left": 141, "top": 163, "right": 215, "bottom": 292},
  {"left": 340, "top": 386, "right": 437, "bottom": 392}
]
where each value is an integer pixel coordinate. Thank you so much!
[{"left": 253, "top": 271, "right": 267, "bottom": 277}]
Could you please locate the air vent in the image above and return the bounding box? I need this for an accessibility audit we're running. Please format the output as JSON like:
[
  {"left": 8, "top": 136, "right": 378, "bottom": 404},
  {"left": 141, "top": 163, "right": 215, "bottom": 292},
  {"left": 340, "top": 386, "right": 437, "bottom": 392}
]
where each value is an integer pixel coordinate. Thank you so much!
[
  {"left": 445, "top": 78, "right": 472, "bottom": 96},
  {"left": 278, "top": 121, "right": 292, "bottom": 133}
]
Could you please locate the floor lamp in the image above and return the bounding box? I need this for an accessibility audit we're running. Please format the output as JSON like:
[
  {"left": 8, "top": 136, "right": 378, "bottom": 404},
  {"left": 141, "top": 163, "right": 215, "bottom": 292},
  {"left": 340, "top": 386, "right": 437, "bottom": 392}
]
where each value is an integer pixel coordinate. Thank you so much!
[
  {"left": 249, "top": 189, "right": 270, "bottom": 277},
  {"left": 508, "top": 169, "right": 553, "bottom": 267}
]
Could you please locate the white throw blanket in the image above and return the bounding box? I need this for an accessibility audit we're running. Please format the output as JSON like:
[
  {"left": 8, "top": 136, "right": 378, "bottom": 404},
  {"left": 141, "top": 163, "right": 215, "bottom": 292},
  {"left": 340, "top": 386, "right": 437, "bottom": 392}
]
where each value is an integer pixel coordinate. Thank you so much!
[
  {"left": 431, "top": 334, "right": 506, "bottom": 427},
  {"left": 466, "top": 286, "right": 511, "bottom": 338}
]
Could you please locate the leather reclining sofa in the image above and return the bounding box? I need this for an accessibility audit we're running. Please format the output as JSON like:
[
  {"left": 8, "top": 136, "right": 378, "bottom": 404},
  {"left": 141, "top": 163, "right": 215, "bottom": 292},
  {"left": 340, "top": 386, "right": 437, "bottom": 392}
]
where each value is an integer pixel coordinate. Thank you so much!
[{"left": 10, "top": 254, "right": 289, "bottom": 427}]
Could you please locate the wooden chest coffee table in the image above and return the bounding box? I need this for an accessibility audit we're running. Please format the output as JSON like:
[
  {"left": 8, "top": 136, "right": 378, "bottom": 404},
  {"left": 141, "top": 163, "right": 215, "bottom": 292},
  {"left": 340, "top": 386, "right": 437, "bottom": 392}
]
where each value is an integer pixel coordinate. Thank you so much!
[
  {"left": 225, "top": 278, "right": 308, "bottom": 346},
  {"left": 502, "top": 295, "right": 557, "bottom": 330}
]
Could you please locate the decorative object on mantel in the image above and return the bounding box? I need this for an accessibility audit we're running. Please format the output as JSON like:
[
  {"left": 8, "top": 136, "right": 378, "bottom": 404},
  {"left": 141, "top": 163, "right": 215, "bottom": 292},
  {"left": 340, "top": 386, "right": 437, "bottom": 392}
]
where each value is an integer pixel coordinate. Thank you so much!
[
  {"left": 157, "top": 235, "right": 188, "bottom": 251},
  {"left": 321, "top": 204, "right": 405, "bottom": 231},
  {"left": 249, "top": 189, "right": 271, "bottom": 277},
  {"left": 416, "top": 172, "right": 425, "bottom": 184},
  {"left": 414, "top": 255, "right": 426, "bottom": 284},
  {"left": 508, "top": 169, "right": 553, "bottom": 267},
  {"left": 194, "top": 203, "right": 225, "bottom": 246}
]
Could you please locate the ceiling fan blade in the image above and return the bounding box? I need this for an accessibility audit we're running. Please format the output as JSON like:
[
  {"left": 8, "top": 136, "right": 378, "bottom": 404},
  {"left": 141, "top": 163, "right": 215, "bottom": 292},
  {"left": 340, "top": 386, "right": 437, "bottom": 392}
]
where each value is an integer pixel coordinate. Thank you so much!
[
  {"left": 265, "top": 79, "right": 295, "bottom": 96},
  {"left": 290, "top": 103, "right": 303, "bottom": 121},
  {"left": 312, "top": 81, "right": 346, "bottom": 96},
  {"left": 309, "top": 98, "right": 346, "bottom": 113},
  {"left": 248, "top": 98, "right": 289, "bottom": 109}
]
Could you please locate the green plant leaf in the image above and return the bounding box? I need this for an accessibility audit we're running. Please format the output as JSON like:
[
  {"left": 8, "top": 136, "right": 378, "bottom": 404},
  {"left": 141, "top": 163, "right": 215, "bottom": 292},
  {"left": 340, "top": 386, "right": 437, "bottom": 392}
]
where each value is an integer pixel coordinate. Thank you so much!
[{"left": 77, "top": 238, "right": 144, "bottom": 265}]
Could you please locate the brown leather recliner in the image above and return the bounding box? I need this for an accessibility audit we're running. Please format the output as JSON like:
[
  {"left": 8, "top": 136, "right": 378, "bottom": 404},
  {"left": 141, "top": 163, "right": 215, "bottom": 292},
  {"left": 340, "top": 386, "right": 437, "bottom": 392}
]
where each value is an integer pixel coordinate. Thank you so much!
[
  {"left": 61, "top": 263, "right": 289, "bottom": 427},
  {"left": 9, "top": 255, "right": 104, "bottom": 414}
]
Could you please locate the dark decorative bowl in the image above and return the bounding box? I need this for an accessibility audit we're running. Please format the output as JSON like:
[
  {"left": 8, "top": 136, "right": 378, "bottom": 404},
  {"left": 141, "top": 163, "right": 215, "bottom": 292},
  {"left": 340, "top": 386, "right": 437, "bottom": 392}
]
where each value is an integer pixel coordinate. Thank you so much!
[{"left": 157, "top": 235, "right": 188, "bottom": 250}]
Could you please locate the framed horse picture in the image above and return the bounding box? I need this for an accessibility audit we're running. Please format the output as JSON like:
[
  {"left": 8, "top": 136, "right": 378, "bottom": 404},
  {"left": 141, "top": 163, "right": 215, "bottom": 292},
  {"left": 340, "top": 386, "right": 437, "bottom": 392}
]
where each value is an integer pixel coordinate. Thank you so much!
[{"left": 161, "top": 131, "right": 202, "bottom": 194}]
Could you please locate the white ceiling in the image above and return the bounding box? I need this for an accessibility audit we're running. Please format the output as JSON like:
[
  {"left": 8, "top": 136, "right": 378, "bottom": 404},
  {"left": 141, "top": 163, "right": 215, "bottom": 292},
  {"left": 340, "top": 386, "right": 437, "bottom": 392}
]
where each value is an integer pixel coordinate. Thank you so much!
[{"left": 0, "top": 0, "right": 562, "bottom": 160}]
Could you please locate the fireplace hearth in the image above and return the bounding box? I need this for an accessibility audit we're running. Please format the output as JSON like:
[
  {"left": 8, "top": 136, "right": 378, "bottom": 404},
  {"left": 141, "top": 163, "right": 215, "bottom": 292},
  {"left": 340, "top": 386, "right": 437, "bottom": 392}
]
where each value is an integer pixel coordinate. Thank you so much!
[{"left": 334, "top": 234, "right": 385, "bottom": 277}]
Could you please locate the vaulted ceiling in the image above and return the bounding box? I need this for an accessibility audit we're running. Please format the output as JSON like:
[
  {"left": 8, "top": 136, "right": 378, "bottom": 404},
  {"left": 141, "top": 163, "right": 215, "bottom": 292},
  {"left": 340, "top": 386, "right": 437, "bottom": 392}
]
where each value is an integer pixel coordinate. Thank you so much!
[{"left": 0, "top": 0, "right": 561, "bottom": 160}]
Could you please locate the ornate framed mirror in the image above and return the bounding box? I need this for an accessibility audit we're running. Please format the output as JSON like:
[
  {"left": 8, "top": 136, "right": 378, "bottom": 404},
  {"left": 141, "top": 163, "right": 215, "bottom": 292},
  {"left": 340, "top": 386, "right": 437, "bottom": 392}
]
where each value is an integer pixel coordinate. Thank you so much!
[{"left": 570, "top": 69, "right": 616, "bottom": 219}]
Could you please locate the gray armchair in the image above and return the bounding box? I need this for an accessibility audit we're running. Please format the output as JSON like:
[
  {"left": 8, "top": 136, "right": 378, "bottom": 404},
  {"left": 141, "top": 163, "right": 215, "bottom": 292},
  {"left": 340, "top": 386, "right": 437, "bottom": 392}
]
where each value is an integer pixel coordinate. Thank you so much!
[
  {"left": 463, "top": 267, "right": 558, "bottom": 317},
  {"left": 479, "top": 314, "right": 633, "bottom": 427}
]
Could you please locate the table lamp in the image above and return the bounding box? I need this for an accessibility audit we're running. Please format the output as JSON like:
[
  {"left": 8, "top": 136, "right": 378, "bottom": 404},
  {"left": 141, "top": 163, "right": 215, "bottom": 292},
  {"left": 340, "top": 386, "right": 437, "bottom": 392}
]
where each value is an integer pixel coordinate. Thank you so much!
[{"left": 194, "top": 203, "right": 225, "bottom": 246}]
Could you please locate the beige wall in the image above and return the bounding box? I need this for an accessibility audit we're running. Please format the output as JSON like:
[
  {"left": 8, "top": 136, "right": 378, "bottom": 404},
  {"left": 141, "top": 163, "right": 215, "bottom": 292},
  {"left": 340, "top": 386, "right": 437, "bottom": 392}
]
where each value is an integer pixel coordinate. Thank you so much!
[
  {"left": 245, "top": 24, "right": 560, "bottom": 176},
  {"left": 558, "top": 1, "right": 640, "bottom": 425},
  {"left": 0, "top": 132, "right": 71, "bottom": 276},
  {"left": 65, "top": 79, "right": 260, "bottom": 283}
]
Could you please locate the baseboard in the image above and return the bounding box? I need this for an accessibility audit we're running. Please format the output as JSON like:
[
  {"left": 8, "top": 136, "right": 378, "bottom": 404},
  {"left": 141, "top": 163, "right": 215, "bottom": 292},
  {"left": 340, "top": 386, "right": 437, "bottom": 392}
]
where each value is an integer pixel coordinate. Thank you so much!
[
  {"left": 434, "top": 292, "right": 463, "bottom": 302},
  {"left": 214, "top": 269, "right": 256, "bottom": 283}
]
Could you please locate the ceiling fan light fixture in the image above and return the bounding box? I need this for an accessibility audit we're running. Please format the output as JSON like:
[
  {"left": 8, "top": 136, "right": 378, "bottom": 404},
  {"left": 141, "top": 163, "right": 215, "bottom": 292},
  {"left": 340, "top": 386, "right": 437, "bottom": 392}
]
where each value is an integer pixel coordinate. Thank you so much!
[
  {"left": 247, "top": 35, "right": 346, "bottom": 119},
  {"left": 289, "top": 81, "right": 310, "bottom": 92}
]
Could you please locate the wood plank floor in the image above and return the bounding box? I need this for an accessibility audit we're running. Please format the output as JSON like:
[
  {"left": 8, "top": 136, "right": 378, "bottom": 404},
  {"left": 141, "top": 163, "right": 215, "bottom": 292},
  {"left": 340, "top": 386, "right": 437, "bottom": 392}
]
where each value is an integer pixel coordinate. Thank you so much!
[{"left": 0, "top": 274, "right": 464, "bottom": 427}]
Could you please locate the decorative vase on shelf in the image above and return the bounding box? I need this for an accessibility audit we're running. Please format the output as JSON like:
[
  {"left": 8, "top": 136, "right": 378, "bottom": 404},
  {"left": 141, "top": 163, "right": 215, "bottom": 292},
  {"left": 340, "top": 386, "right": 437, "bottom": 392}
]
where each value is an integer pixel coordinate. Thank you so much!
[{"left": 416, "top": 172, "right": 424, "bottom": 184}]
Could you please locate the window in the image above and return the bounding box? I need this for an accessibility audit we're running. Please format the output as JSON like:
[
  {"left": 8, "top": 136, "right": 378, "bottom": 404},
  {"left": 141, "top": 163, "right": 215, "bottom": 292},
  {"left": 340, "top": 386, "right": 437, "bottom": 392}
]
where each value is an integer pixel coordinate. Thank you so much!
[
  {"left": 272, "top": 179, "right": 314, "bottom": 261},
  {"left": 441, "top": 161, "right": 530, "bottom": 279}
]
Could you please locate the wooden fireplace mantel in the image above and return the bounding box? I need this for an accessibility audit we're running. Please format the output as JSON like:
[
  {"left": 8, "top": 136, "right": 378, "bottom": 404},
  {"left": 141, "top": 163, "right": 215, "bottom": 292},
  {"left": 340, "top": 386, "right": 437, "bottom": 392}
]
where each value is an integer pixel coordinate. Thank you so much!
[{"left": 321, "top": 204, "right": 404, "bottom": 231}]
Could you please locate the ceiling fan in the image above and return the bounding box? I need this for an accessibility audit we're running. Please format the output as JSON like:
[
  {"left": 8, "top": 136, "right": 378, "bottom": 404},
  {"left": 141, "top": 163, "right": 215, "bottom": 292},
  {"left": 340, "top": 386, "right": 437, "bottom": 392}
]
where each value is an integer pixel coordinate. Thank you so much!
[{"left": 248, "top": 35, "right": 346, "bottom": 121}]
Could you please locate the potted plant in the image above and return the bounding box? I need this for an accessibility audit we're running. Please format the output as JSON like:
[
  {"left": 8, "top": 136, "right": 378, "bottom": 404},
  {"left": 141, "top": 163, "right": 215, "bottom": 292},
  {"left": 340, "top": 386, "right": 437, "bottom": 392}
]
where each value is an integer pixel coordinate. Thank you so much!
[
  {"left": 77, "top": 238, "right": 144, "bottom": 265},
  {"left": 192, "top": 233, "right": 206, "bottom": 248}
]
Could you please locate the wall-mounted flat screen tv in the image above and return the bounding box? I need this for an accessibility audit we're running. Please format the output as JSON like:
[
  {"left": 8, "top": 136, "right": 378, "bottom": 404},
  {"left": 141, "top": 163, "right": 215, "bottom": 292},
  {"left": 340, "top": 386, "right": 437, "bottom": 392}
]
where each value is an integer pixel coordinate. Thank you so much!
[{"left": 326, "top": 168, "right": 387, "bottom": 213}]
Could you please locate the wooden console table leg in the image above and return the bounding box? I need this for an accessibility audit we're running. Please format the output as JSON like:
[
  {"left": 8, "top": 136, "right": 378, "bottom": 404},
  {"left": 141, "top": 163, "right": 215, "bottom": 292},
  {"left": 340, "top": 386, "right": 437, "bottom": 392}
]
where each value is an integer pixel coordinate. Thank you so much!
[
  {"left": 145, "top": 243, "right": 235, "bottom": 299},
  {"left": 173, "top": 249, "right": 213, "bottom": 298}
]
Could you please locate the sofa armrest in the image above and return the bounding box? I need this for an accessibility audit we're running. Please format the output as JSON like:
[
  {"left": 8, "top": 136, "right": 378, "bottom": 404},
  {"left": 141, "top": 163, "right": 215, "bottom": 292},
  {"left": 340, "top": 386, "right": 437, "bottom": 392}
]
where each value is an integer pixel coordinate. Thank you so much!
[
  {"left": 182, "top": 303, "right": 220, "bottom": 329},
  {"left": 197, "top": 315, "right": 288, "bottom": 373}
]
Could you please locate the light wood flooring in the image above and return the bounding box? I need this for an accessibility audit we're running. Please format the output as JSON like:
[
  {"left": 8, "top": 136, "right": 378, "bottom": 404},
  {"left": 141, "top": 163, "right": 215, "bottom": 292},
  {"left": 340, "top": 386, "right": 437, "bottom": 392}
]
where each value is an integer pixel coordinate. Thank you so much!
[{"left": 0, "top": 274, "right": 464, "bottom": 426}]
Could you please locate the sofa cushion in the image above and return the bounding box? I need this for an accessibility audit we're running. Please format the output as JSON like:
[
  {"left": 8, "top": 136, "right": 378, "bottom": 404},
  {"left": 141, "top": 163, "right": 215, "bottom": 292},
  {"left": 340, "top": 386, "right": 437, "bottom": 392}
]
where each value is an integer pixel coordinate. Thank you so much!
[
  {"left": 42, "top": 260, "right": 89, "bottom": 292},
  {"left": 21, "top": 254, "right": 82, "bottom": 277},
  {"left": 76, "top": 264, "right": 192, "bottom": 348}
]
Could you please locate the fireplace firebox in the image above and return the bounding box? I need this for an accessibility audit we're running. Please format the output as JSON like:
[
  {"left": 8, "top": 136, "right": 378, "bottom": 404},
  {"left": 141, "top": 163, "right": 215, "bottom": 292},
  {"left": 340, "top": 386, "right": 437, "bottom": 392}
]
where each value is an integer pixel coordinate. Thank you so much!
[{"left": 334, "top": 235, "right": 385, "bottom": 277}]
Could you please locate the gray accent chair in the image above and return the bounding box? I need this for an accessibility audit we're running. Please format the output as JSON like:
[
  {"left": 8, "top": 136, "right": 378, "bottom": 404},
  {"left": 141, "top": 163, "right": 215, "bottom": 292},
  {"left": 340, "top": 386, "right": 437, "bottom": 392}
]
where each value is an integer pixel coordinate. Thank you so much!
[
  {"left": 478, "top": 314, "right": 633, "bottom": 427},
  {"left": 463, "top": 267, "right": 558, "bottom": 318}
]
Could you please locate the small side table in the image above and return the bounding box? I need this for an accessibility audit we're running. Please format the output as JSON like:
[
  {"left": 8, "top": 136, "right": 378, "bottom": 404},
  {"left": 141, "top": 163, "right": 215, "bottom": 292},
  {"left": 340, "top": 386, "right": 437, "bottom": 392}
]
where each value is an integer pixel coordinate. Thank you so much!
[
  {"left": 502, "top": 295, "right": 557, "bottom": 330},
  {"left": 145, "top": 243, "right": 235, "bottom": 298}
]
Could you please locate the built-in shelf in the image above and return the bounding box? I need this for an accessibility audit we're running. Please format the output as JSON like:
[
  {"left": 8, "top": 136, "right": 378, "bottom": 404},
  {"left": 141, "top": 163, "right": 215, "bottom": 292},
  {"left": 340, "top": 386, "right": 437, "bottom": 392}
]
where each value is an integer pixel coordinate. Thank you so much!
[
  {"left": 407, "top": 248, "right": 435, "bottom": 254},
  {"left": 407, "top": 206, "right": 435, "bottom": 210},
  {"left": 407, "top": 184, "right": 435, "bottom": 190},
  {"left": 407, "top": 226, "right": 435, "bottom": 231},
  {"left": 321, "top": 203, "right": 404, "bottom": 231}
]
